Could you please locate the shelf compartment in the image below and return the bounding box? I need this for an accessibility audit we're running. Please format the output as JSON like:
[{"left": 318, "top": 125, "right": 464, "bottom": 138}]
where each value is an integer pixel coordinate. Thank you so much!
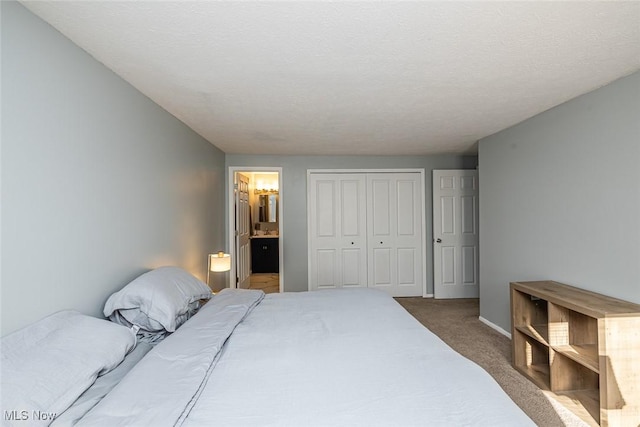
[
  {"left": 514, "top": 324, "right": 549, "bottom": 346},
  {"left": 553, "top": 344, "right": 599, "bottom": 373},
  {"left": 548, "top": 302, "right": 599, "bottom": 372},
  {"left": 513, "top": 330, "right": 550, "bottom": 390},
  {"left": 548, "top": 302, "right": 570, "bottom": 347},
  {"left": 550, "top": 351, "right": 600, "bottom": 425},
  {"left": 568, "top": 310, "right": 598, "bottom": 348},
  {"left": 552, "top": 389, "right": 600, "bottom": 427},
  {"left": 520, "top": 363, "right": 550, "bottom": 390},
  {"left": 511, "top": 289, "right": 548, "bottom": 343},
  {"left": 550, "top": 351, "right": 599, "bottom": 391}
]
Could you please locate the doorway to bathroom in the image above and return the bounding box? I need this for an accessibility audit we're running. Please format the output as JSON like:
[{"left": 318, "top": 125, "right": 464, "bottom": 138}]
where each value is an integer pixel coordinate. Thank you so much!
[{"left": 227, "top": 167, "right": 283, "bottom": 293}]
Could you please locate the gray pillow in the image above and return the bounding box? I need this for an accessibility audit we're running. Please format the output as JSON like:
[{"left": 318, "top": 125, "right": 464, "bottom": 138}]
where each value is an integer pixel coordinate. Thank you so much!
[
  {"left": 104, "top": 266, "right": 212, "bottom": 333},
  {"left": 51, "top": 342, "right": 153, "bottom": 426},
  {"left": 1, "top": 311, "right": 136, "bottom": 424}
]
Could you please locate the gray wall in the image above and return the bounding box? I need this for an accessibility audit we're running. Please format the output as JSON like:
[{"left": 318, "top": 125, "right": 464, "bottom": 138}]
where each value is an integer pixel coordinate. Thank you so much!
[
  {"left": 478, "top": 71, "right": 640, "bottom": 332},
  {"left": 227, "top": 155, "right": 478, "bottom": 293},
  {"left": 1, "top": 2, "right": 226, "bottom": 335}
]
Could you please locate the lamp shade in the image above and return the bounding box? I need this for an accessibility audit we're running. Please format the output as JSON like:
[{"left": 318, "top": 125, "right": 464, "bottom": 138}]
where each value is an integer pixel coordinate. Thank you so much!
[{"left": 209, "top": 252, "right": 231, "bottom": 272}]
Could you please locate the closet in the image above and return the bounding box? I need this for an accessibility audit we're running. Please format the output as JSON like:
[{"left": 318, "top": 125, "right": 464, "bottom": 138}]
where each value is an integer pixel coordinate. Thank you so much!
[{"left": 308, "top": 170, "right": 425, "bottom": 297}]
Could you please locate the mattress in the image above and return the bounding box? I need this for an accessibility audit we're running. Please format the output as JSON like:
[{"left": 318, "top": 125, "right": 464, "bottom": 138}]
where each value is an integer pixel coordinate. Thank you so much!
[{"left": 78, "top": 288, "right": 534, "bottom": 426}]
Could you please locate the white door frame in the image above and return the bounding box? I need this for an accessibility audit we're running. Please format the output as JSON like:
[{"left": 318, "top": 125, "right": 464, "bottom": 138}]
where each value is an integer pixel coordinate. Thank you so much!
[
  {"left": 306, "top": 168, "right": 428, "bottom": 297},
  {"left": 227, "top": 167, "right": 284, "bottom": 292}
]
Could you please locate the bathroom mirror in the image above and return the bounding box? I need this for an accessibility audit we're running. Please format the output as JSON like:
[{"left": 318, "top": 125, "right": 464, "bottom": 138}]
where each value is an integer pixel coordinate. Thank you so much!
[{"left": 258, "top": 194, "right": 278, "bottom": 223}]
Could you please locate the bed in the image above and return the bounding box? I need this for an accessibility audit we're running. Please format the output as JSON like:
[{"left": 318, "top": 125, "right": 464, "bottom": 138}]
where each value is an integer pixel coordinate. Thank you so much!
[{"left": 1, "top": 268, "right": 534, "bottom": 426}]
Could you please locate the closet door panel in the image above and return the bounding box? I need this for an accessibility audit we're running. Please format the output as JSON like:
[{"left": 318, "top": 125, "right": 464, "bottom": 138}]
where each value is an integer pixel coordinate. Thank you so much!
[
  {"left": 315, "top": 249, "right": 337, "bottom": 288},
  {"left": 372, "top": 247, "right": 393, "bottom": 288},
  {"left": 397, "top": 180, "right": 416, "bottom": 236},
  {"left": 341, "top": 180, "right": 361, "bottom": 236},
  {"left": 397, "top": 248, "right": 417, "bottom": 285},
  {"left": 342, "top": 248, "right": 364, "bottom": 287},
  {"left": 367, "top": 173, "right": 423, "bottom": 297},
  {"left": 370, "top": 179, "right": 391, "bottom": 236},
  {"left": 315, "top": 180, "right": 336, "bottom": 237},
  {"left": 309, "top": 174, "right": 367, "bottom": 291}
]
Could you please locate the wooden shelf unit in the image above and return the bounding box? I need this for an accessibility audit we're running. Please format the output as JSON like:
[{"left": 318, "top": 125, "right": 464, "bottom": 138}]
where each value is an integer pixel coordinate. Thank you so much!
[{"left": 510, "top": 281, "right": 640, "bottom": 427}]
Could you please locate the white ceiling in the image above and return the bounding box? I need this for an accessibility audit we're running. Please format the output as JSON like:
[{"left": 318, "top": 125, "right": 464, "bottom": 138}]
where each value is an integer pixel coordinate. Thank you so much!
[{"left": 22, "top": 1, "right": 640, "bottom": 156}]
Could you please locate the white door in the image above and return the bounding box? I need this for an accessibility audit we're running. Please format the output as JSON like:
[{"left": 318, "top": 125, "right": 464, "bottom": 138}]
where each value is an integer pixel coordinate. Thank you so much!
[
  {"left": 433, "top": 170, "right": 479, "bottom": 298},
  {"left": 308, "top": 174, "right": 367, "bottom": 290},
  {"left": 235, "top": 173, "right": 251, "bottom": 289},
  {"left": 367, "top": 173, "right": 424, "bottom": 297}
]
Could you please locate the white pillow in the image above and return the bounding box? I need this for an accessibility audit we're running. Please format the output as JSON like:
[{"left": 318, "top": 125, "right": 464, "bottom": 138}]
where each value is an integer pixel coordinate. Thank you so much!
[
  {"left": 0, "top": 311, "right": 136, "bottom": 424},
  {"left": 103, "top": 266, "right": 212, "bottom": 333}
]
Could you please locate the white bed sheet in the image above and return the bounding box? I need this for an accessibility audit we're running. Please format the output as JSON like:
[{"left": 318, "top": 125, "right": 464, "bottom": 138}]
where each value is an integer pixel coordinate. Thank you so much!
[
  {"left": 186, "top": 289, "right": 533, "bottom": 426},
  {"left": 81, "top": 288, "right": 534, "bottom": 426}
]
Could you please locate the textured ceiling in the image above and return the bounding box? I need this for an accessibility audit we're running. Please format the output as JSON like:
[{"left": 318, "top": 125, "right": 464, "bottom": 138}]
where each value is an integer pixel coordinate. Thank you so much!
[{"left": 21, "top": 1, "right": 640, "bottom": 156}]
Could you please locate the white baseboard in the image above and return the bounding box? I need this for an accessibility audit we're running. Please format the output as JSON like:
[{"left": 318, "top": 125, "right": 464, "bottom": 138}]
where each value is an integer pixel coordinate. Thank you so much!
[
  {"left": 479, "top": 316, "right": 511, "bottom": 339},
  {"left": 423, "top": 293, "right": 434, "bottom": 298}
]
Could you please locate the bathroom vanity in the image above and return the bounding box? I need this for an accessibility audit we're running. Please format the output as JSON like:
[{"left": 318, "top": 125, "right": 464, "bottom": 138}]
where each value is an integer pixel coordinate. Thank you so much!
[{"left": 251, "top": 236, "right": 279, "bottom": 273}]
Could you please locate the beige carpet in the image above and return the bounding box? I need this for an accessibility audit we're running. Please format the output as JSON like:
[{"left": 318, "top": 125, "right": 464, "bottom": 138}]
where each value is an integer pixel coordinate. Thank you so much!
[{"left": 396, "top": 297, "right": 590, "bottom": 427}]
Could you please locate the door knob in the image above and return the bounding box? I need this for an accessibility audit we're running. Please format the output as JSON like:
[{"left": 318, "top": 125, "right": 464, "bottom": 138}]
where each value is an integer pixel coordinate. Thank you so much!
[{"left": 435, "top": 238, "right": 442, "bottom": 243}]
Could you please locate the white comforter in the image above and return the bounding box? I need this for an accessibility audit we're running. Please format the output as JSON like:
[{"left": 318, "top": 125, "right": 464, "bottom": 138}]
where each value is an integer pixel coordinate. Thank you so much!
[{"left": 80, "top": 288, "right": 534, "bottom": 426}]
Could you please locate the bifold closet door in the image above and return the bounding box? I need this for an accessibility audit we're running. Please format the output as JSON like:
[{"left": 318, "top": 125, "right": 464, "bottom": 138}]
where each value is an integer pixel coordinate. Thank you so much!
[
  {"left": 308, "top": 174, "right": 367, "bottom": 291},
  {"left": 367, "top": 173, "right": 423, "bottom": 297}
]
